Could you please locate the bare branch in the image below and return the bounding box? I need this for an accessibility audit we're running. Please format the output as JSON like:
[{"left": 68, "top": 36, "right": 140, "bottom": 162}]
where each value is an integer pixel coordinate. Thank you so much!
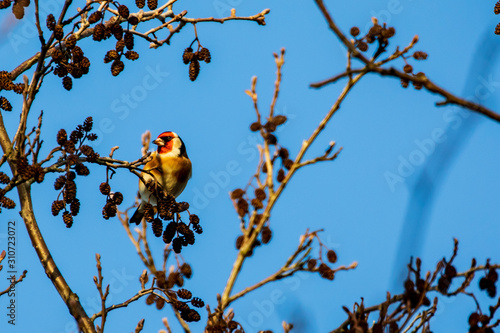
[
  {"left": 9, "top": 4, "right": 270, "bottom": 80},
  {"left": 93, "top": 254, "right": 110, "bottom": 333},
  {"left": 227, "top": 234, "right": 314, "bottom": 304},
  {"left": 270, "top": 48, "right": 285, "bottom": 119},
  {"left": 310, "top": 0, "right": 500, "bottom": 123},
  {"left": 17, "top": 183, "right": 97, "bottom": 333},
  {"left": 91, "top": 288, "right": 159, "bottom": 321},
  {"left": 221, "top": 50, "right": 364, "bottom": 312},
  {"left": 369, "top": 66, "right": 500, "bottom": 123},
  {"left": 0, "top": 270, "right": 28, "bottom": 297},
  {"left": 296, "top": 142, "right": 342, "bottom": 169},
  {"left": 117, "top": 207, "right": 156, "bottom": 273}
]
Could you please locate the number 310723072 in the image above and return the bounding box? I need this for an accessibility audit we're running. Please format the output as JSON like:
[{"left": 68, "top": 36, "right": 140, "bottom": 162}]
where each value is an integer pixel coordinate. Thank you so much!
[{"left": 7, "top": 221, "right": 15, "bottom": 267}]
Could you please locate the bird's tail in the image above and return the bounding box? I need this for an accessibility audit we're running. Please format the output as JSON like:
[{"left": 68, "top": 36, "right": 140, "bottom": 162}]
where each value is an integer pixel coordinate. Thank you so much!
[{"left": 130, "top": 204, "right": 144, "bottom": 224}]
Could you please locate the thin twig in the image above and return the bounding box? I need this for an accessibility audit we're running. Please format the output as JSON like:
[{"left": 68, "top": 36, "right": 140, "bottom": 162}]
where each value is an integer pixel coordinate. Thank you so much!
[
  {"left": 0, "top": 270, "right": 28, "bottom": 296},
  {"left": 310, "top": 69, "right": 365, "bottom": 87},
  {"left": 93, "top": 254, "right": 110, "bottom": 333},
  {"left": 181, "top": 9, "right": 269, "bottom": 24},
  {"left": 117, "top": 207, "right": 155, "bottom": 272},
  {"left": 270, "top": 49, "right": 285, "bottom": 118},
  {"left": 227, "top": 235, "right": 313, "bottom": 304},
  {"left": 91, "top": 288, "right": 158, "bottom": 321}
]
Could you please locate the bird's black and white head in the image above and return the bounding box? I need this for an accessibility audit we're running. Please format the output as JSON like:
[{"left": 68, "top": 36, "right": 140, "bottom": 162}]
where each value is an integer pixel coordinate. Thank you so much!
[{"left": 153, "top": 131, "right": 188, "bottom": 158}]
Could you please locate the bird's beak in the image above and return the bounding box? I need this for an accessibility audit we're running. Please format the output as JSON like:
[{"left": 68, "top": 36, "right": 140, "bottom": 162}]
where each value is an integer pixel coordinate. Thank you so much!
[{"left": 153, "top": 138, "right": 165, "bottom": 146}]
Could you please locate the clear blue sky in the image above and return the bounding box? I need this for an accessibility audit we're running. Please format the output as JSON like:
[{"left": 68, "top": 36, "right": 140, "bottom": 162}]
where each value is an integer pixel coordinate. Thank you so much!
[{"left": 1, "top": 1, "right": 499, "bottom": 332}]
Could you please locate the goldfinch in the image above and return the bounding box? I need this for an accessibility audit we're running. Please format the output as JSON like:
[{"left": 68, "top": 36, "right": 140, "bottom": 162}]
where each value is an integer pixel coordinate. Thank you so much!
[{"left": 130, "top": 131, "right": 192, "bottom": 224}]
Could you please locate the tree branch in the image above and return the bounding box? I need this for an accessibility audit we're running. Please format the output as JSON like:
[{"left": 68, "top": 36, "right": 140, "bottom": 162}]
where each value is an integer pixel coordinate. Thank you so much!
[
  {"left": 17, "top": 182, "right": 96, "bottom": 332},
  {"left": 9, "top": 4, "right": 270, "bottom": 80},
  {"left": 227, "top": 235, "right": 314, "bottom": 304},
  {"left": 91, "top": 288, "right": 158, "bottom": 321},
  {"left": 370, "top": 66, "right": 500, "bottom": 123},
  {"left": 310, "top": 0, "right": 500, "bottom": 124},
  {"left": 221, "top": 50, "right": 366, "bottom": 311},
  {"left": 93, "top": 254, "right": 110, "bottom": 333}
]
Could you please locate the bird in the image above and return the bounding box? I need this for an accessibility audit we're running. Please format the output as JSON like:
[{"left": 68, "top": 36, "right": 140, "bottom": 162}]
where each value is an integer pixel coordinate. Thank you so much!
[{"left": 130, "top": 131, "right": 192, "bottom": 224}]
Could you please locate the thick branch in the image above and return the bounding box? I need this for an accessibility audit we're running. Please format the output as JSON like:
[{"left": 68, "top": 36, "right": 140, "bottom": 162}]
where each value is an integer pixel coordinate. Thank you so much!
[{"left": 17, "top": 183, "right": 96, "bottom": 333}]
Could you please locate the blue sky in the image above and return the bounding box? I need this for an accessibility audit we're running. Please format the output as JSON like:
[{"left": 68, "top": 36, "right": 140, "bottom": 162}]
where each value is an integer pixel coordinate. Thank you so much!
[{"left": 1, "top": 1, "right": 500, "bottom": 332}]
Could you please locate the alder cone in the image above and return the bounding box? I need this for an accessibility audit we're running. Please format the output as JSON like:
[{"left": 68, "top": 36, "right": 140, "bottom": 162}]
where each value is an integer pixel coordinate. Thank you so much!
[
  {"left": 250, "top": 122, "right": 261, "bottom": 132},
  {"left": 99, "top": 182, "right": 111, "bottom": 195},
  {"left": 147, "top": 0, "right": 157, "bottom": 10},
  {"left": 54, "top": 25, "right": 64, "bottom": 40},
  {"left": 93, "top": 23, "right": 105, "bottom": 41},
  {"left": 88, "top": 11, "right": 102, "bottom": 24},
  {"left": 46, "top": 14, "right": 56, "bottom": 30},
  {"left": 118, "top": 5, "right": 129, "bottom": 19},
  {"left": 183, "top": 47, "right": 193, "bottom": 64},
  {"left": 62, "top": 76, "right": 72, "bottom": 91},
  {"left": 125, "top": 51, "right": 139, "bottom": 60},
  {"left": 111, "top": 60, "right": 125, "bottom": 76},
  {"left": 189, "top": 59, "right": 200, "bottom": 81},
  {"left": 124, "top": 32, "right": 134, "bottom": 50},
  {"left": 65, "top": 34, "right": 76, "bottom": 49},
  {"left": 198, "top": 47, "right": 211, "bottom": 63},
  {"left": 0, "top": 97, "right": 12, "bottom": 111}
]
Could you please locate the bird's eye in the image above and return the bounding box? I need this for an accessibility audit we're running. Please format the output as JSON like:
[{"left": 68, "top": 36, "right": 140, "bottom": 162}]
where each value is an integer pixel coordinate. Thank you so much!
[{"left": 164, "top": 136, "right": 173, "bottom": 142}]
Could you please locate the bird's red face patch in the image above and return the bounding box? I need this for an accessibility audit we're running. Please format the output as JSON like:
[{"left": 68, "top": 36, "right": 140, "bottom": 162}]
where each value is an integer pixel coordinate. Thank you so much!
[{"left": 157, "top": 132, "right": 174, "bottom": 154}]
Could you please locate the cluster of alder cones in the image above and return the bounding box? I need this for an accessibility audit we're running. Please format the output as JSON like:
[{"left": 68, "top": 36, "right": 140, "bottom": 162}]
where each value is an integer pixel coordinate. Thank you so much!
[{"left": 183, "top": 47, "right": 211, "bottom": 81}]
